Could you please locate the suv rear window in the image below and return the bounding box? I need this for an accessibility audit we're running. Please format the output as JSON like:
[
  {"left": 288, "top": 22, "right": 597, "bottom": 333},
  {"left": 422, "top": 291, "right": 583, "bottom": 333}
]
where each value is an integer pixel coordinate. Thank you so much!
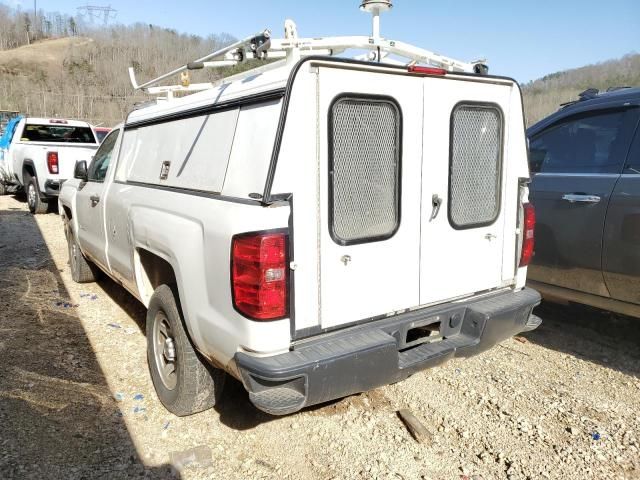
[{"left": 21, "top": 124, "right": 96, "bottom": 144}]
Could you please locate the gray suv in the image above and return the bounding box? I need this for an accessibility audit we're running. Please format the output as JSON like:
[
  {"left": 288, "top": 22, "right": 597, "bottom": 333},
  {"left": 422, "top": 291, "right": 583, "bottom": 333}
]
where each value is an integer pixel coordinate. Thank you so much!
[{"left": 527, "top": 87, "right": 640, "bottom": 318}]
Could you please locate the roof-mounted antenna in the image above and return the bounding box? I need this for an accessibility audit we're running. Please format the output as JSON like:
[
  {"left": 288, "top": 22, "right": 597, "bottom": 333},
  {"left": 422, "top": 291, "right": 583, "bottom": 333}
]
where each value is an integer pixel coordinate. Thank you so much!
[{"left": 360, "top": 0, "right": 392, "bottom": 40}]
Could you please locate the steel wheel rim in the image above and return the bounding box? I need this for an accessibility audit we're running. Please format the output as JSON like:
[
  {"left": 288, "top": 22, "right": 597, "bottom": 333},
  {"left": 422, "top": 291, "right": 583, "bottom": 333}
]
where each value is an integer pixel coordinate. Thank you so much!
[
  {"left": 27, "top": 183, "right": 36, "bottom": 208},
  {"left": 153, "top": 311, "right": 178, "bottom": 390}
]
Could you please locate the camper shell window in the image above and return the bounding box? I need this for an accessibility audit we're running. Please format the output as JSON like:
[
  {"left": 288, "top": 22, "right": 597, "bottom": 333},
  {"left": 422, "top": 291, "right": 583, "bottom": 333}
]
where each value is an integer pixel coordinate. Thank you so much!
[
  {"left": 448, "top": 103, "right": 503, "bottom": 229},
  {"left": 328, "top": 94, "right": 402, "bottom": 246}
]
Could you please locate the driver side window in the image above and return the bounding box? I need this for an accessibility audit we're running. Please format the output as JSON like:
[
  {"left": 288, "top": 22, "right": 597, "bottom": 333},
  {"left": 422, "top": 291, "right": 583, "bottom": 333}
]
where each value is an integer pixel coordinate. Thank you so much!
[{"left": 88, "top": 129, "right": 120, "bottom": 182}]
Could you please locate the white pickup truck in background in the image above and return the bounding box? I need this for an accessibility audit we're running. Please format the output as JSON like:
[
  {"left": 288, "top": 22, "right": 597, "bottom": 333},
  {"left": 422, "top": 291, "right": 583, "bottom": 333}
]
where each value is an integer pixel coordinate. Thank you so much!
[{"left": 0, "top": 117, "right": 98, "bottom": 213}]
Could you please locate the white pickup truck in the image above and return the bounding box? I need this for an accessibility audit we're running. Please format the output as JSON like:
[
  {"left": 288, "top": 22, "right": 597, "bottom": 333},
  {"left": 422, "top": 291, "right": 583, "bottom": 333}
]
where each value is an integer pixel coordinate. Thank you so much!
[
  {"left": 0, "top": 117, "right": 98, "bottom": 213},
  {"left": 59, "top": 13, "right": 541, "bottom": 417}
]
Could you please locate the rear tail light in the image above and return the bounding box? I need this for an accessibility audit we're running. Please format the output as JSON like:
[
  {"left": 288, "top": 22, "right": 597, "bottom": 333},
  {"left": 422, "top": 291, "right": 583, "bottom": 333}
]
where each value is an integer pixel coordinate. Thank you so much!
[
  {"left": 231, "top": 231, "right": 289, "bottom": 320},
  {"left": 47, "top": 151, "right": 59, "bottom": 174},
  {"left": 519, "top": 203, "right": 535, "bottom": 267}
]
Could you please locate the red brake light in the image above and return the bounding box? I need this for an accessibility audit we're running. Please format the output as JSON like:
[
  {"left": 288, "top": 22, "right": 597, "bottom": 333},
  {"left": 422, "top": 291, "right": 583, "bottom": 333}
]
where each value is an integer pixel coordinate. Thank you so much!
[
  {"left": 519, "top": 203, "right": 535, "bottom": 267},
  {"left": 407, "top": 65, "right": 447, "bottom": 76},
  {"left": 47, "top": 151, "right": 59, "bottom": 174},
  {"left": 232, "top": 231, "right": 289, "bottom": 320}
]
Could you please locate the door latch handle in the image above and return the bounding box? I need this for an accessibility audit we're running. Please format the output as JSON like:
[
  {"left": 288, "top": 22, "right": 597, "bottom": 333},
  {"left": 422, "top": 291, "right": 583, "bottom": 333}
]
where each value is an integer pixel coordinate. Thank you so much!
[
  {"left": 430, "top": 194, "right": 442, "bottom": 221},
  {"left": 561, "top": 194, "right": 601, "bottom": 204},
  {"left": 90, "top": 194, "right": 100, "bottom": 205}
]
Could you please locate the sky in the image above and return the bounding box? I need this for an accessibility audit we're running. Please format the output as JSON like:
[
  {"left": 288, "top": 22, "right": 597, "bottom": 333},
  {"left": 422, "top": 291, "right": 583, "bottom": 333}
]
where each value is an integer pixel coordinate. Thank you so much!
[{"left": 8, "top": 0, "right": 640, "bottom": 83}]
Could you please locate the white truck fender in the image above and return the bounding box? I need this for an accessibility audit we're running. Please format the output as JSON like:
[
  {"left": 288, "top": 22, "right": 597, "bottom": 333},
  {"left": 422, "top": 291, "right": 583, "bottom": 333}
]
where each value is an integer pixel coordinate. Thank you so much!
[{"left": 129, "top": 206, "right": 207, "bottom": 348}]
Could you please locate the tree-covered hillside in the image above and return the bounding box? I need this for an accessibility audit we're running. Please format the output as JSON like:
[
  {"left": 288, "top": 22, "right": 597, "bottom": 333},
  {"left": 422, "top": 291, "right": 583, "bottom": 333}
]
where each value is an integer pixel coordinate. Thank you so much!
[
  {"left": 522, "top": 54, "right": 640, "bottom": 126},
  {"left": 1, "top": 3, "right": 638, "bottom": 127},
  {"left": 0, "top": 3, "right": 239, "bottom": 126}
]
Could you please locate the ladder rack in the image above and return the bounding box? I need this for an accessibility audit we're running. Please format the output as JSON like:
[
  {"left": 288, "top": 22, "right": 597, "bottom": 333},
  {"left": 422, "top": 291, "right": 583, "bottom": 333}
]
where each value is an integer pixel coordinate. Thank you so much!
[{"left": 129, "top": 2, "right": 488, "bottom": 98}]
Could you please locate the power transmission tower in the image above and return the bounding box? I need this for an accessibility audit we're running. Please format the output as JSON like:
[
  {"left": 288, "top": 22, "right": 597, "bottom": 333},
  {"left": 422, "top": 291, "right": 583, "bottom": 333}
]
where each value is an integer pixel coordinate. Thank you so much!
[{"left": 77, "top": 5, "right": 117, "bottom": 25}]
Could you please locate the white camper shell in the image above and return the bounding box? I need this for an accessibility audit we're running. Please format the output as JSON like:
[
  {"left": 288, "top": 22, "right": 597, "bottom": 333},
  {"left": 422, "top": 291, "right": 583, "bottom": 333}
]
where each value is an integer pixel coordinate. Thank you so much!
[{"left": 59, "top": 4, "right": 541, "bottom": 416}]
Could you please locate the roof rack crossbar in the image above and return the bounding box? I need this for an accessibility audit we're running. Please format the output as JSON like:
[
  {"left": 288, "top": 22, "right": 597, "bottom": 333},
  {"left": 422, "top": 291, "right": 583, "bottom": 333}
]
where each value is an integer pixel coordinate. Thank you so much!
[
  {"left": 128, "top": 4, "right": 489, "bottom": 99},
  {"left": 128, "top": 29, "right": 272, "bottom": 92}
]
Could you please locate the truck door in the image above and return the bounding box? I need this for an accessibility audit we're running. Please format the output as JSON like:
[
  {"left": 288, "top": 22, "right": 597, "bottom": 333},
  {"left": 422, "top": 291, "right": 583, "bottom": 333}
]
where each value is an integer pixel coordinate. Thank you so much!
[
  {"left": 528, "top": 107, "right": 639, "bottom": 296},
  {"left": 317, "top": 67, "right": 423, "bottom": 329},
  {"left": 75, "top": 129, "right": 120, "bottom": 269},
  {"left": 419, "top": 79, "right": 512, "bottom": 305}
]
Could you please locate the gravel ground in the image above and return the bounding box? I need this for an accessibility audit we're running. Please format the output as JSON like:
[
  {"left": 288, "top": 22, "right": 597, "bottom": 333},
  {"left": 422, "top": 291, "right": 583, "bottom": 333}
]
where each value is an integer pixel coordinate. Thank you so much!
[{"left": 0, "top": 194, "right": 639, "bottom": 480}]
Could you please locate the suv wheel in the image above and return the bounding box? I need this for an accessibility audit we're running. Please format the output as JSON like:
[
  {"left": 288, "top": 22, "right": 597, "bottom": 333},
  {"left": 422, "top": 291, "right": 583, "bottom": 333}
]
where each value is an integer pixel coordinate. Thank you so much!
[
  {"left": 26, "top": 176, "right": 48, "bottom": 214},
  {"left": 147, "top": 284, "right": 225, "bottom": 416}
]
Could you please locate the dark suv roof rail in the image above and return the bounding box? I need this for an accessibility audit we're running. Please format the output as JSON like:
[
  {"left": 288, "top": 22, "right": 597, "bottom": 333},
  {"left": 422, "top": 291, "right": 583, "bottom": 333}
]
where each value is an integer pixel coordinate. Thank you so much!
[
  {"left": 606, "top": 86, "right": 632, "bottom": 92},
  {"left": 560, "top": 86, "right": 636, "bottom": 109}
]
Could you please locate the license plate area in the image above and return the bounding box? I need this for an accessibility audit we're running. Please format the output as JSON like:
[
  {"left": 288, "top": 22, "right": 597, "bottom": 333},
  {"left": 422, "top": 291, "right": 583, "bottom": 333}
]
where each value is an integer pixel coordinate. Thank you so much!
[{"left": 390, "top": 309, "right": 466, "bottom": 351}]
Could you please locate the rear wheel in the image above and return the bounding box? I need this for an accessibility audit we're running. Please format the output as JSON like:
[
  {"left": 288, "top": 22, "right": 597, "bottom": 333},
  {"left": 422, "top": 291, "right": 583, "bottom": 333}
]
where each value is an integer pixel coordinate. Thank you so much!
[
  {"left": 26, "top": 176, "right": 48, "bottom": 214},
  {"left": 65, "top": 220, "right": 98, "bottom": 283},
  {"left": 146, "top": 284, "right": 225, "bottom": 416}
]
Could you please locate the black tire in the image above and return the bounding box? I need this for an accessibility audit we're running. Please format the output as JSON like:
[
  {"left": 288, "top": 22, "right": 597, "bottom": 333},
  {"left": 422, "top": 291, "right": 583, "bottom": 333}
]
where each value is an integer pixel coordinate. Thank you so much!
[
  {"left": 146, "top": 284, "right": 225, "bottom": 416},
  {"left": 65, "top": 220, "right": 98, "bottom": 283},
  {"left": 26, "top": 176, "right": 49, "bottom": 214}
]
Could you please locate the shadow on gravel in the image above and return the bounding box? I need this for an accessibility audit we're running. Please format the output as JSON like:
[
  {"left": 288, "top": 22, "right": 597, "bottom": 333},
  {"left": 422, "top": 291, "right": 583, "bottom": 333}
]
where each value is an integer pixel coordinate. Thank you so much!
[
  {"left": 0, "top": 209, "right": 178, "bottom": 479},
  {"left": 524, "top": 300, "right": 640, "bottom": 379}
]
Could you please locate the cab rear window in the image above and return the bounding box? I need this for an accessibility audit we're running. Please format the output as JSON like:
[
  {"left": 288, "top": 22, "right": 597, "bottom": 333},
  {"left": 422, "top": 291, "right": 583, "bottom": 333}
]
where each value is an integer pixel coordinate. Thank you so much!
[{"left": 21, "top": 124, "right": 96, "bottom": 144}]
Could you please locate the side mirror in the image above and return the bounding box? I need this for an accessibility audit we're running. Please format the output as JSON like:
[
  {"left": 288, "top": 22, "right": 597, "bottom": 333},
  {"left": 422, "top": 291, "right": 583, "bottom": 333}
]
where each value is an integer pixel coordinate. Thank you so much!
[{"left": 74, "top": 160, "right": 88, "bottom": 182}]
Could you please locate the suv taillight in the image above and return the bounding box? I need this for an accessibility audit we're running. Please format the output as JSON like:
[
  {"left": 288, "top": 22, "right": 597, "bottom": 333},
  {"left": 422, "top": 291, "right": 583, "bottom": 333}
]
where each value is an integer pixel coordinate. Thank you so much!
[
  {"left": 47, "top": 151, "right": 59, "bottom": 174},
  {"left": 519, "top": 203, "right": 535, "bottom": 267},
  {"left": 231, "top": 231, "right": 289, "bottom": 320}
]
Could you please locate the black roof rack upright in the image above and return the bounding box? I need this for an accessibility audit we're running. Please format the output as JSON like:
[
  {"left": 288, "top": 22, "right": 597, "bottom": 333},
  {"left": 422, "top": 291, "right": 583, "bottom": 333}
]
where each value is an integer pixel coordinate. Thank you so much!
[
  {"left": 560, "top": 88, "right": 599, "bottom": 108},
  {"left": 578, "top": 88, "right": 599, "bottom": 100},
  {"left": 559, "top": 86, "right": 638, "bottom": 109}
]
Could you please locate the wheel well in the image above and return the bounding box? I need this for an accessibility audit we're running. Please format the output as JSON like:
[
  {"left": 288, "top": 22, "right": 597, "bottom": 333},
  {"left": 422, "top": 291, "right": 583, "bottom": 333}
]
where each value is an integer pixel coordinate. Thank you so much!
[
  {"left": 136, "top": 249, "right": 177, "bottom": 305},
  {"left": 22, "top": 164, "right": 35, "bottom": 181},
  {"left": 62, "top": 205, "right": 72, "bottom": 220}
]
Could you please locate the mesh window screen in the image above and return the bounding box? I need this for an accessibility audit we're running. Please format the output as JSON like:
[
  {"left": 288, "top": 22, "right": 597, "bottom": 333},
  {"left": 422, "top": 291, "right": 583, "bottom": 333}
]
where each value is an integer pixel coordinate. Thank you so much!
[
  {"left": 329, "top": 97, "right": 401, "bottom": 244},
  {"left": 449, "top": 104, "right": 503, "bottom": 228}
]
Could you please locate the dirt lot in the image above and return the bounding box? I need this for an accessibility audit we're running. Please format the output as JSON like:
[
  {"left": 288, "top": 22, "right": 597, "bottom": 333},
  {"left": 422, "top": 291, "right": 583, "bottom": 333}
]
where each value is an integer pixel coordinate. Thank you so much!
[{"left": 1, "top": 194, "right": 639, "bottom": 480}]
